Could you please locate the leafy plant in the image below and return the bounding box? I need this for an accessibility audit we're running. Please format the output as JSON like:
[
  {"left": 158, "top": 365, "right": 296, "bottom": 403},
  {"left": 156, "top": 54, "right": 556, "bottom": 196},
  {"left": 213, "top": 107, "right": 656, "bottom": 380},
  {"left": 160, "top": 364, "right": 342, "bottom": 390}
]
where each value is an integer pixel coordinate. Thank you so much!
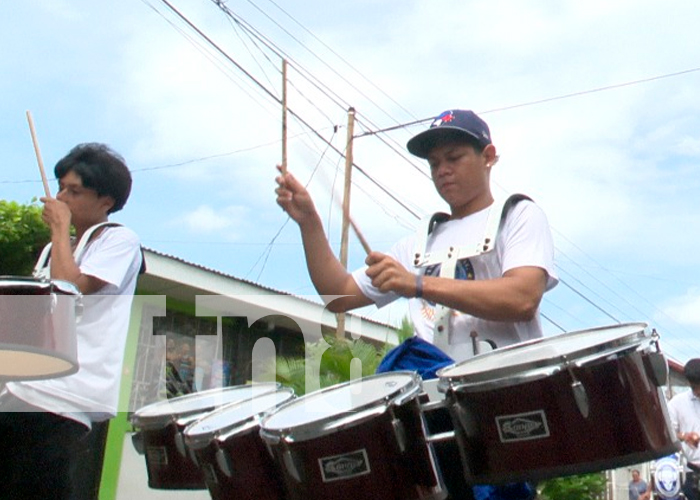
[
  {"left": 0, "top": 199, "right": 50, "bottom": 276},
  {"left": 268, "top": 316, "right": 414, "bottom": 395},
  {"left": 538, "top": 472, "right": 607, "bottom": 500}
]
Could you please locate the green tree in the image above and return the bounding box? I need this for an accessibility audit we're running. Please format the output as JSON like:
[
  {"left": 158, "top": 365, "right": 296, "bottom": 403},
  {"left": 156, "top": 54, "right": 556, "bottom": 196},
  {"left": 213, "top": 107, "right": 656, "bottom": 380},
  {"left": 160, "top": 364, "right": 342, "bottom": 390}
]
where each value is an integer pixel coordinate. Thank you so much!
[
  {"left": 0, "top": 199, "right": 50, "bottom": 276},
  {"left": 539, "top": 472, "right": 607, "bottom": 500}
]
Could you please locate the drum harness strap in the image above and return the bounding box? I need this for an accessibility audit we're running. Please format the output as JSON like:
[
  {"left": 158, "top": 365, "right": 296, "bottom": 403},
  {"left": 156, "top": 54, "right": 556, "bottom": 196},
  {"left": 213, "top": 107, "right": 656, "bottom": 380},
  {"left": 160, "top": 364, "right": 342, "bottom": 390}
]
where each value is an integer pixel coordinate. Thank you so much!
[
  {"left": 33, "top": 222, "right": 147, "bottom": 278},
  {"left": 412, "top": 194, "right": 531, "bottom": 353}
]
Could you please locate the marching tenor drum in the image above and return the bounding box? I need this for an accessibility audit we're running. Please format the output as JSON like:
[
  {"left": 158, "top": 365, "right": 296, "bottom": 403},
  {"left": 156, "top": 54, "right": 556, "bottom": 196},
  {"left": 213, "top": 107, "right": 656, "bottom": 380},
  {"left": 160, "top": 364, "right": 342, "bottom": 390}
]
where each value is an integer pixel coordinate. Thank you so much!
[
  {"left": 130, "top": 382, "right": 280, "bottom": 489},
  {"left": 183, "top": 387, "right": 295, "bottom": 500},
  {"left": 260, "top": 372, "right": 446, "bottom": 500},
  {"left": 436, "top": 322, "right": 677, "bottom": 485},
  {"left": 0, "top": 276, "right": 80, "bottom": 379}
]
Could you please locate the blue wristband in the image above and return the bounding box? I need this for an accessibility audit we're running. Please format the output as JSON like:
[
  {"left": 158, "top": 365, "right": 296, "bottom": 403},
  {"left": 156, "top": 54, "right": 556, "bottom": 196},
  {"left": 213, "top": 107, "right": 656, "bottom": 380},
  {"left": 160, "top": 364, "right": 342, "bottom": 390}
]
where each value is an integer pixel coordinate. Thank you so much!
[{"left": 415, "top": 274, "right": 423, "bottom": 298}]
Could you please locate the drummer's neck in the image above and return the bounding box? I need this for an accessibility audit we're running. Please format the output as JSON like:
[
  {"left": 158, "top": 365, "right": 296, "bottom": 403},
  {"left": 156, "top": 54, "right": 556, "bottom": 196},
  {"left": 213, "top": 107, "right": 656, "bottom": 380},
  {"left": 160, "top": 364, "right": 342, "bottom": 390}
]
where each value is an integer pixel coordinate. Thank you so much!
[{"left": 74, "top": 217, "right": 110, "bottom": 242}]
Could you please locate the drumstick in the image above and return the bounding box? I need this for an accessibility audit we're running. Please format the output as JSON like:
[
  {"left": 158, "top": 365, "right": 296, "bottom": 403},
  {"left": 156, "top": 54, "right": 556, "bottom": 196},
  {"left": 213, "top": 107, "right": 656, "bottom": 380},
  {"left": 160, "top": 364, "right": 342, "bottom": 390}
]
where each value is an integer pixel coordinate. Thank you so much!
[
  {"left": 348, "top": 214, "right": 372, "bottom": 255},
  {"left": 25, "top": 111, "right": 51, "bottom": 197}
]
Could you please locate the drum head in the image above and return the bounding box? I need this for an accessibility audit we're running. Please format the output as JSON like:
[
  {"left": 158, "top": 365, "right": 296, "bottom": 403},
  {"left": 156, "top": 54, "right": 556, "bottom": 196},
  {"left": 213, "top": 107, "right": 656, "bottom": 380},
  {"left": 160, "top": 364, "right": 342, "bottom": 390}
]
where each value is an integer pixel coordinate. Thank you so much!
[
  {"left": 132, "top": 383, "right": 280, "bottom": 428},
  {"left": 439, "top": 322, "right": 649, "bottom": 383},
  {"left": 184, "top": 388, "right": 294, "bottom": 443},
  {"left": 261, "top": 372, "right": 419, "bottom": 440}
]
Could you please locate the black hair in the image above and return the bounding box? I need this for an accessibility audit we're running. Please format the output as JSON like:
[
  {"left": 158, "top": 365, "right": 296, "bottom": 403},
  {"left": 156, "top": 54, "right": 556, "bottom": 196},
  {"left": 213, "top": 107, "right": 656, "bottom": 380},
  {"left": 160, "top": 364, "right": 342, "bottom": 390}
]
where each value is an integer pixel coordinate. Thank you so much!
[
  {"left": 54, "top": 143, "right": 132, "bottom": 214},
  {"left": 684, "top": 359, "right": 700, "bottom": 385}
]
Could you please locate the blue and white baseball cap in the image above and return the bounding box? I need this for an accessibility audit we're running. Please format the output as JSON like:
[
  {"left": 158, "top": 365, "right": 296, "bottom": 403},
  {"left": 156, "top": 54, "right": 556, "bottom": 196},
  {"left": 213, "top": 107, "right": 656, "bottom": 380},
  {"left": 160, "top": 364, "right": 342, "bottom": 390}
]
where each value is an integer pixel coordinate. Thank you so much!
[{"left": 407, "top": 109, "right": 492, "bottom": 159}]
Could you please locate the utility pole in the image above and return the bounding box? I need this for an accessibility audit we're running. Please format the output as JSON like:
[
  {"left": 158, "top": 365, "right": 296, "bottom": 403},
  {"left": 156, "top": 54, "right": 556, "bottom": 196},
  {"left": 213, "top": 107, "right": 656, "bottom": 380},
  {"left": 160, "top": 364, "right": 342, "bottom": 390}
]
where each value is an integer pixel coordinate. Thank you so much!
[
  {"left": 336, "top": 107, "right": 356, "bottom": 338},
  {"left": 281, "top": 59, "right": 288, "bottom": 173}
]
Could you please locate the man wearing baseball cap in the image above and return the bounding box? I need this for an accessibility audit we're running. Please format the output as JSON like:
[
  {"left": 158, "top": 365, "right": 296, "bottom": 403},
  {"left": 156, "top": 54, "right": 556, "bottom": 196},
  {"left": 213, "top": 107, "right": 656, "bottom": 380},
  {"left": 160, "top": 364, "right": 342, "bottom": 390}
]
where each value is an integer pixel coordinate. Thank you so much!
[
  {"left": 276, "top": 109, "right": 557, "bottom": 499},
  {"left": 276, "top": 108, "right": 557, "bottom": 359},
  {"left": 668, "top": 358, "right": 700, "bottom": 500}
]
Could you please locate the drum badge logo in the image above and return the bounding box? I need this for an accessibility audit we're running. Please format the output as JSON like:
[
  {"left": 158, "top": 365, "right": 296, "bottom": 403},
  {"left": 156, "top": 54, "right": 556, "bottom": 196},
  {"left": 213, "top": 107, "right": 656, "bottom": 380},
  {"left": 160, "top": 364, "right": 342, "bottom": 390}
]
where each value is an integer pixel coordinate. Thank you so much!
[
  {"left": 319, "top": 449, "right": 371, "bottom": 482},
  {"left": 496, "top": 410, "right": 550, "bottom": 443}
]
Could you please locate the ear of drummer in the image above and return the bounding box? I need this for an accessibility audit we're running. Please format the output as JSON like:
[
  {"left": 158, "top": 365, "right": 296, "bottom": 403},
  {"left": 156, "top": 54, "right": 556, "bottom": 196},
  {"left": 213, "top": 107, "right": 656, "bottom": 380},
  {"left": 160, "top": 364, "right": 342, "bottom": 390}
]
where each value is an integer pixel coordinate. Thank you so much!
[{"left": 483, "top": 143, "right": 498, "bottom": 169}]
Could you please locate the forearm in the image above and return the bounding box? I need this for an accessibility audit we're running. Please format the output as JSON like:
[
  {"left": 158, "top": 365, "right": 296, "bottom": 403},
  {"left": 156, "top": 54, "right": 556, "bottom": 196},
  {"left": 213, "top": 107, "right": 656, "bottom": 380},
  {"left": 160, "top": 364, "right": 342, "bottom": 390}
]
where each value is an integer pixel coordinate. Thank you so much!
[
  {"left": 48, "top": 232, "right": 82, "bottom": 284},
  {"left": 298, "top": 214, "right": 369, "bottom": 311},
  {"left": 420, "top": 268, "right": 546, "bottom": 322}
]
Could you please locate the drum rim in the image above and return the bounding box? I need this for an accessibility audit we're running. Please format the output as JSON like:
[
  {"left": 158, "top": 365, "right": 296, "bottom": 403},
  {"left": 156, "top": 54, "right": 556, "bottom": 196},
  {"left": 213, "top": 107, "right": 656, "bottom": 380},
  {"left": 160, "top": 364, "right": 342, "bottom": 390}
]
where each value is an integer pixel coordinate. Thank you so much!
[
  {"left": 259, "top": 371, "right": 421, "bottom": 442},
  {"left": 0, "top": 276, "right": 80, "bottom": 295},
  {"left": 183, "top": 387, "right": 295, "bottom": 446},
  {"left": 437, "top": 322, "right": 650, "bottom": 385},
  {"left": 131, "top": 382, "right": 281, "bottom": 427}
]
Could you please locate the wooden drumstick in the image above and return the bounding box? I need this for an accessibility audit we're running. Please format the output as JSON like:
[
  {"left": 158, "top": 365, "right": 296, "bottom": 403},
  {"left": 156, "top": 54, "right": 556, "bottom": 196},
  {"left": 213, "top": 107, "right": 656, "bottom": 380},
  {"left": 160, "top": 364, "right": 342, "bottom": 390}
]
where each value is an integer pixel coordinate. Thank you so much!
[
  {"left": 26, "top": 111, "right": 51, "bottom": 197},
  {"left": 348, "top": 215, "right": 372, "bottom": 255}
]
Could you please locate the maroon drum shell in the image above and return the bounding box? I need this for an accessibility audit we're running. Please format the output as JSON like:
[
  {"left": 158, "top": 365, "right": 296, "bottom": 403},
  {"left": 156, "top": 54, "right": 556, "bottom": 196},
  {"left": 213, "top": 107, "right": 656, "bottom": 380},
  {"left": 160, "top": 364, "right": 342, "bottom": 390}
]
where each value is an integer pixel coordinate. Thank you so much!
[
  {"left": 139, "top": 416, "right": 205, "bottom": 489},
  {"left": 446, "top": 348, "right": 676, "bottom": 484},
  {"left": 0, "top": 277, "right": 79, "bottom": 380},
  {"left": 183, "top": 389, "right": 295, "bottom": 500},
  {"left": 131, "top": 383, "right": 281, "bottom": 490},
  {"left": 261, "top": 373, "right": 446, "bottom": 500},
  {"left": 191, "top": 427, "right": 287, "bottom": 500}
]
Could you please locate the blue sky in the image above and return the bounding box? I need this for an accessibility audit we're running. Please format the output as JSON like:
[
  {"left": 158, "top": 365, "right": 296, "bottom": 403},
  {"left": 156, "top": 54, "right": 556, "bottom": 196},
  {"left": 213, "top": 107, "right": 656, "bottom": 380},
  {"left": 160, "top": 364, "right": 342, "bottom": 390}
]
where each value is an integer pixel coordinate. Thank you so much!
[{"left": 2, "top": 0, "right": 700, "bottom": 363}]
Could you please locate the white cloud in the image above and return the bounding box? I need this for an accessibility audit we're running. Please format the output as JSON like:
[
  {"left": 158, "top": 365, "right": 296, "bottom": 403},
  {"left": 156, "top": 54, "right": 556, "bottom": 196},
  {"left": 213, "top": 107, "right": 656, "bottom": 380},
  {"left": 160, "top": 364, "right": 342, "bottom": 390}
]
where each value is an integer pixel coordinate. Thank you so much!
[{"left": 180, "top": 204, "right": 250, "bottom": 235}]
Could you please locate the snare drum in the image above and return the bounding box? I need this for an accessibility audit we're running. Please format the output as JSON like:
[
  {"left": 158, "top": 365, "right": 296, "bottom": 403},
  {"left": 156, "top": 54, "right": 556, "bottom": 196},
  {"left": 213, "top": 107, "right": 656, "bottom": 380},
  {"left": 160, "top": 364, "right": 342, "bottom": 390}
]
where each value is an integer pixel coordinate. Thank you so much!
[
  {"left": 437, "top": 322, "right": 677, "bottom": 484},
  {"left": 184, "top": 387, "right": 295, "bottom": 500},
  {"left": 260, "top": 372, "right": 446, "bottom": 500},
  {"left": 130, "top": 383, "right": 280, "bottom": 489},
  {"left": 0, "top": 276, "right": 80, "bottom": 379}
]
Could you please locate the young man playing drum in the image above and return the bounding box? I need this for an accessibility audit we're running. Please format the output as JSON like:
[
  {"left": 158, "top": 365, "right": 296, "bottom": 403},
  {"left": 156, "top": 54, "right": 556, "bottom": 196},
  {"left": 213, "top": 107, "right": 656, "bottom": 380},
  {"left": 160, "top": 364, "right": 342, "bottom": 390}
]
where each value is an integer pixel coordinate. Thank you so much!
[
  {"left": 276, "top": 109, "right": 557, "bottom": 361},
  {"left": 0, "top": 143, "right": 142, "bottom": 499},
  {"left": 276, "top": 109, "right": 558, "bottom": 499}
]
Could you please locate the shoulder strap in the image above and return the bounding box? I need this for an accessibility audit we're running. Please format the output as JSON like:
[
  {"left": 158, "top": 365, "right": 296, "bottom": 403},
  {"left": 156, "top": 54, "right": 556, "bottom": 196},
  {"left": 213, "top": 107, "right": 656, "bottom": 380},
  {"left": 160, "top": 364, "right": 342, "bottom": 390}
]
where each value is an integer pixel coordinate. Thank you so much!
[
  {"left": 419, "top": 193, "right": 533, "bottom": 352},
  {"left": 33, "top": 222, "right": 125, "bottom": 278},
  {"left": 72, "top": 222, "right": 124, "bottom": 262}
]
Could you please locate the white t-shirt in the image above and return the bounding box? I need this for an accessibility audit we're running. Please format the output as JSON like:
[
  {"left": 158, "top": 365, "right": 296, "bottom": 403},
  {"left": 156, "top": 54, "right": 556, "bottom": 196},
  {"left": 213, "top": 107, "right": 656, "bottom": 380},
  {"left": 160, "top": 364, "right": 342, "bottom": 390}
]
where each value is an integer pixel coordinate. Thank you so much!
[
  {"left": 353, "top": 199, "right": 558, "bottom": 361},
  {"left": 7, "top": 225, "right": 142, "bottom": 428},
  {"left": 667, "top": 389, "right": 700, "bottom": 469}
]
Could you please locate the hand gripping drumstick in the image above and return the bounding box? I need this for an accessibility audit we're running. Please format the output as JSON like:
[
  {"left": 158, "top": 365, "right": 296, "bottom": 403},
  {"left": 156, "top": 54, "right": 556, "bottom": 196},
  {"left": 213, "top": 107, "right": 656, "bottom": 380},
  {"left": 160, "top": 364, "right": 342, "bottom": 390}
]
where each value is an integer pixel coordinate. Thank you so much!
[{"left": 26, "top": 111, "right": 51, "bottom": 197}]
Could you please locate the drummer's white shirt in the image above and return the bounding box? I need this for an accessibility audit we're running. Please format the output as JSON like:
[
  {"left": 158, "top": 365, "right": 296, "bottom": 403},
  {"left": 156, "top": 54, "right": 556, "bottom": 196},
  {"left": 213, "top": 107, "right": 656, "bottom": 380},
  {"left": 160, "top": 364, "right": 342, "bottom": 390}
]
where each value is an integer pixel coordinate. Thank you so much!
[
  {"left": 7, "top": 226, "right": 141, "bottom": 429},
  {"left": 353, "top": 200, "right": 558, "bottom": 362},
  {"left": 667, "top": 389, "right": 700, "bottom": 469}
]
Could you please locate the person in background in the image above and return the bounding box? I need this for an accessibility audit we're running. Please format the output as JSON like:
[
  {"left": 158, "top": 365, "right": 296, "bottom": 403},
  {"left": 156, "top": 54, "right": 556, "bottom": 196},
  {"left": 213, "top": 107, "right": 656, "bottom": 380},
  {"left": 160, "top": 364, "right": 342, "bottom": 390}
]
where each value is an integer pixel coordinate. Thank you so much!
[
  {"left": 177, "top": 339, "right": 195, "bottom": 392},
  {"left": 0, "top": 143, "right": 142, "bottom": 500},
  {"left": 629, "top": 469, "right": 651, "bottom": 500},
  {"left": 276, "top": 109, "right": 558, "bottom": 500},
  {"left": 667, "top": 358, "right": 700, "bottom": 500}
]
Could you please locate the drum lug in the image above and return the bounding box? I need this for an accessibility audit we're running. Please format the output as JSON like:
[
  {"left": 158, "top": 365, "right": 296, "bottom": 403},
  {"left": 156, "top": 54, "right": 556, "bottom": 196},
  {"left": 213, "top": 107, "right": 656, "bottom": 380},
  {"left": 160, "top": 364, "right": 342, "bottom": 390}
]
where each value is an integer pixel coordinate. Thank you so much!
[
  {"left": 564, "top": 358, "right": 589, "bottom": 418},
  {"left": 131, "top": 432, "right": 145, "bottom": 455},
  {"left": 646, "top": 331, "right": 669, "bottom": 387},
  {"left": 75, "top": 298, "right": 84, "bottom": 324},
  {"left": 216, "top": 447, "right": 233, "bottom": 478},
  {"left": 188, "top": 446, "right": 199, "bottom": 467},
  {"left": 392, "top": 417, "right": 408, "bottom": 453},
  {"left": 571, "top": 380, "right": 589, "bottom": 419},
  {"left": 174, "top": 431, "right": 187, "bottom": 458},
  {"left": 283, "top": 448, "right": 303, "bottom": 483}
]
